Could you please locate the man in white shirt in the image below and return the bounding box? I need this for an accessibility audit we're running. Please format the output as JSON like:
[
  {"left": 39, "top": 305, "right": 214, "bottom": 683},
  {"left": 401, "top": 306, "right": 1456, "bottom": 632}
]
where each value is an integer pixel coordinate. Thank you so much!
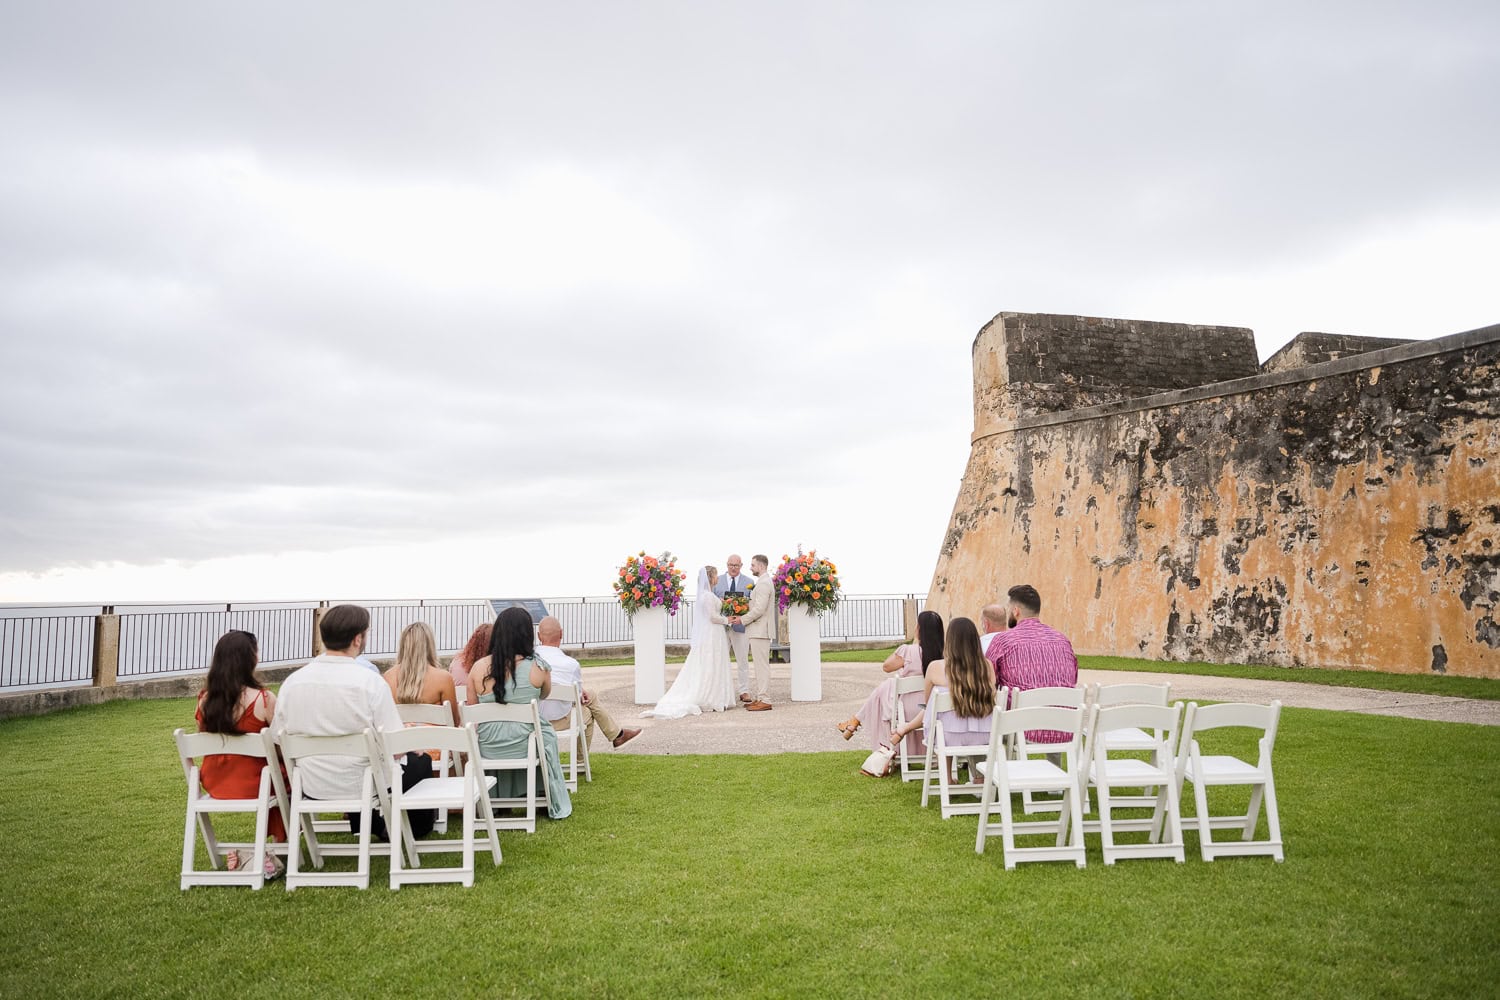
[
  {"left": 535, "top": 616, "right": 640, "bottom": 749},
  {"left": 272, "top": 603, "right": 434, "bottom": 839},
  {"left": 713, "top": 554, "right": 755, "bottom": 705}
]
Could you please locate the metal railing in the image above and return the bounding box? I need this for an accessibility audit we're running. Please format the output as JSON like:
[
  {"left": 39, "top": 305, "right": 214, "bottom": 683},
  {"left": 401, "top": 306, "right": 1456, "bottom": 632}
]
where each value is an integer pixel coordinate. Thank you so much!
[
  {"left": 0, "top": 593, "right": 926, "bottom": 691},
  {"left": 118, "top": 607, "right": 315, "bottom": 679},
  {"left": 0, "top": 615, "right": 95, "bottom": 689}
]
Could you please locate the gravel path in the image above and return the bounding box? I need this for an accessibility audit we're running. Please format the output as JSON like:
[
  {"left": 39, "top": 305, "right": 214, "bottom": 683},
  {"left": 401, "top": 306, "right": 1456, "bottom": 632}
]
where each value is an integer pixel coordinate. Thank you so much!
[{"left": 573, "top": 661, "right": 1500, "bottom": 758}]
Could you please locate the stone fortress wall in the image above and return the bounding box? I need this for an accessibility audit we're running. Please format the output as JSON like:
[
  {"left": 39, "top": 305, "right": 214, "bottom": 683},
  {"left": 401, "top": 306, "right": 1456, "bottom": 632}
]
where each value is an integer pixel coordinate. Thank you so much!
[{"left": 927, "top": 312, "right": 1500, "bottom": 678}]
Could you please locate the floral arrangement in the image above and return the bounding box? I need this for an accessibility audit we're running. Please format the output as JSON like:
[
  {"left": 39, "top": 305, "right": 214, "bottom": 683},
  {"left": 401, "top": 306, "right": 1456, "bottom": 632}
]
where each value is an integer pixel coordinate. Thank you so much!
[
  {"left": 772, "top": 549, "right": 841, "bottom": 615},
  {"left": 613, "top": 551, "right": 686, "bottom": 617},
  {"left": 720, "top": 593, "right": 750, "bottom": 618}
]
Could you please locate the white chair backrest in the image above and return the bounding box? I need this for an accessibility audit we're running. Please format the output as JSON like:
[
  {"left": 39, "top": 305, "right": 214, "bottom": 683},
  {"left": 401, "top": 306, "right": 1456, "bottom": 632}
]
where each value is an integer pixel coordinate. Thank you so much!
[
  {"left": 894, "top": 675, "right": 926, "bottom": 696},
  {"left": 176, "top": 729, "right": 270, "bottom": 782},
  {"left": 1092, "top": 703, "right": 1182, "bottom": 741},
  {"left": 461, "top": 699, "right": 539, "bottom": 727},
  {"left": 1091, "top": 682, "right": 1171, "bottom": 707},
  {"left": 1012, "top": 685, "right": 1086, "bottom": 710},
  {"left": 279, "top": 731, "right": 373, "bottom": 761},
  {"left": 1186, "top": 701, "right": 1280, "bottom": 736},
  {"left": 397, "top": 701, "right": 454, "bottom": 727},
  {"left": 381, "top": 722, "right": 482, "bottom": 760},
  {"left": 455, "top": 684, "right": 468, "bottom": 704},
  {"left": 549, "top": 683, "right": 580, "bottom": 706},
  {"left": 930, "top": 689, "right": 953, "bottom": 714},
  {"left": 995, "top": 704, "right": 1083, "bottom": 741}
]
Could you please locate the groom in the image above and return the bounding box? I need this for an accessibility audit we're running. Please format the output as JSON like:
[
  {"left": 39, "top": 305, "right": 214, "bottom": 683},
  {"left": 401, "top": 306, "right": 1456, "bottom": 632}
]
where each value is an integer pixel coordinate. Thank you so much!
[
  {"left": 731, "top": 554, "right": 775, "bottom": 711},
  {"left": 713, "top": 553, "right": 754, "bottom": 705}
]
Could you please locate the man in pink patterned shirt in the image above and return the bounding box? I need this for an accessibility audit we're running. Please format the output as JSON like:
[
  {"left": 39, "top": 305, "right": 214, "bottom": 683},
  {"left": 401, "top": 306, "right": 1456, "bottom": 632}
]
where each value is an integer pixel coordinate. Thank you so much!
[{"left": 985, "top": 584, "right": 1079, "bottom": 744}]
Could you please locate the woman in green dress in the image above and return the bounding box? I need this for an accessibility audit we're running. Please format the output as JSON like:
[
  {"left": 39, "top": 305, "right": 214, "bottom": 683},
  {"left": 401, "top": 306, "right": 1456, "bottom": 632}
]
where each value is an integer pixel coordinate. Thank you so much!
[{"left": 465, "top": 607, "right": 572, "bottom": 819}]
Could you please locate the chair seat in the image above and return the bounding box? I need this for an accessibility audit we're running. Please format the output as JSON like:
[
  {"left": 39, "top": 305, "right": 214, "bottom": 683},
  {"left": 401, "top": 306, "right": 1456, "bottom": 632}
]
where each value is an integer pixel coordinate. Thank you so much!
[
  {"left": 401, "top": 775, "right": 495, "bottom": 808},
  {"left": 975, "top": 758, "right": 1070, "bottom": 788},
  {"left": 1091, "top": 758, "right": 1171, "bottom": 784},
  {"left": 1100, "top": 727, "right": 1160, "bottom": 751},
  {"left": 1186, "top": 754, "right": 1263, "bottom": 782}
]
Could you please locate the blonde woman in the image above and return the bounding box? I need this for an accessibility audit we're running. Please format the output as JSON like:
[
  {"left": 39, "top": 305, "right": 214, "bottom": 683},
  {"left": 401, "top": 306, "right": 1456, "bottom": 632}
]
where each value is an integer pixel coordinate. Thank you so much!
[{"left": 384, "top": 621, "right": 462, "bottom": 726}]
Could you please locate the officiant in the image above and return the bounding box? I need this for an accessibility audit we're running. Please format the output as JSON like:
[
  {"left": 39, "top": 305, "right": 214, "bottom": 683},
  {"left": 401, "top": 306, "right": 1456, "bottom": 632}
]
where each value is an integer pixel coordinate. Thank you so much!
[{"left": 714, "top": 553, "right": 754, "bottom": 705}]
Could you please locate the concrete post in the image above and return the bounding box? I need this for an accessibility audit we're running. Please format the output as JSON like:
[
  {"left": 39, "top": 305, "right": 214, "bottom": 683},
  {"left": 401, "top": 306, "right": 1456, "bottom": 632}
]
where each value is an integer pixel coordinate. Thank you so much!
[
  {"left": 311, "top": 604, "right": 328, "bottom": 657},
  {"left": 902, "top": 598, "right": 919, "bottom": 641},
  {"left": 92, "top": 611, "right": 120, "bottom": 687}
]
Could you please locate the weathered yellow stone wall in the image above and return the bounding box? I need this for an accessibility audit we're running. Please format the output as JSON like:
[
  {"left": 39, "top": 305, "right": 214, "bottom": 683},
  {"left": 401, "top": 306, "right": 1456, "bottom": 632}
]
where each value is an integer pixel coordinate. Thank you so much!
[{"left": 928, "top": 319, "right": 1500, "bottom": 677}]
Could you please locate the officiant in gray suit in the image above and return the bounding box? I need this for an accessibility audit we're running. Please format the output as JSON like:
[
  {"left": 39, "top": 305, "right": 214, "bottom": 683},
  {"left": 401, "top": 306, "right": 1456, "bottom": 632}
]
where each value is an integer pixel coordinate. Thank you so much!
[{"left": 713, "top": 553, "right": 754, "bottom": 705}]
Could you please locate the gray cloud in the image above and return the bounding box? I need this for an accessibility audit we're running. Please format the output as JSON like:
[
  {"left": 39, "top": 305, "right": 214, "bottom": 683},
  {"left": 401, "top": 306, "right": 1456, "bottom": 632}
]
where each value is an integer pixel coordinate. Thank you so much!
[{"left": 1, "top": 1, "right": 1496, "bottom": 587}]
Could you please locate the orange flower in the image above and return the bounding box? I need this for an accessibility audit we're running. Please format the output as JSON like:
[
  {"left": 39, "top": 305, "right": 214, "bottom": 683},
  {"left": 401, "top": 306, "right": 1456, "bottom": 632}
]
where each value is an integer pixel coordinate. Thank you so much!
[
  {"left": 812, "top": 591, "right": 821, "bottom": 599},
  {"left": 811, "top": 572, "right": 820, "bottom": 581}
]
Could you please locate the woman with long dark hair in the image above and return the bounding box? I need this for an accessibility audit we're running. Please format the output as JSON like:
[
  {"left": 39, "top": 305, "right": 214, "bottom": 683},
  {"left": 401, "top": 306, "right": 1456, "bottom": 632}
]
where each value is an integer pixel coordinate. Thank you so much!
[
  {"left": 837, "top": 610, "right": 943, "bottom": 756},
  {"left": 465, "top": 607, "right": 572, "bottom": 819},
  {"left": 194, "top": 630, "right": 285, "bottom": 879},
  {"left": 890, "top": 616, "right": 996, "bottom": 781}
]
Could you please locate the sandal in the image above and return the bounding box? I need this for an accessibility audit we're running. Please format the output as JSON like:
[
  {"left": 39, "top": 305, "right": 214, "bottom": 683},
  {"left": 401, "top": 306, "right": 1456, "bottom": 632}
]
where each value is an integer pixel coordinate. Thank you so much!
[
  {"left": 223, "top": 849, "right": 242, "bottom": 871},
  {"left": 835, "top": 719, "right": 861, "bottom": 740}
]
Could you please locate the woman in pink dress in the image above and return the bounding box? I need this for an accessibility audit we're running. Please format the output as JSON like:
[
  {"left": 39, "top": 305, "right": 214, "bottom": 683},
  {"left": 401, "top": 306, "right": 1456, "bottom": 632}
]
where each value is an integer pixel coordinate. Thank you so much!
[
  {"left": 836, "top": 610, "right": 943, "bottom": 757},
  {"left": 448, "top": 622, "right": 492, "bottom": 691}
]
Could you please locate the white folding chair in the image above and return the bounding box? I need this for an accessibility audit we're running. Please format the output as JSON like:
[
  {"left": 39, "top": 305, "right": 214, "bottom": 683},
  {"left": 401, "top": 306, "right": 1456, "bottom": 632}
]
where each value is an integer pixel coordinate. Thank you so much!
[
  {"left": 461, "top": 699, "right": 552, "bottom": 833},
  {"left": 546, "top": 683, "right": 592, "bottom": 791},
  {"left": 378, "top": 724, "right": 503, "bottom": 888},
  {"left": 175, "top": 728, "right": 289, "bottom": 890},
  {"left": 1172, "top": 701, "right": 1284, "bottom": 862},
  {"left": 1010, "top": 685, "right": 1088, "bottom": 815},
  {"left": 892, "top": 675, "right": 929, "bottom": 783},
  {"left": 919, "top": 691, "right": 994, "bottom": 818},
  {"left": 973, "top": 704, "right": 1086, "bottom": 869},
  {"left": 280, "top": 729, "right": 415, "bottom": 890},
  {"left": 1087, "top": 703, "right": 1185, "bottom": 864},
  {"left": 1081, "top": 683, "right": 1174, "bottom": 814},
  {"left": 396, "top": 701, "right": 459, "bottom": 832},
  {"left": 455, "top": 684, "right": 468, "bottom": 705}
]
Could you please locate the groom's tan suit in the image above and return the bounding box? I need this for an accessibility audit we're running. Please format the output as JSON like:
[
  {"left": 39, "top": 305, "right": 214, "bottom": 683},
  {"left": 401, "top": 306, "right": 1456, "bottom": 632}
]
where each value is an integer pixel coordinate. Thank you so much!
[{"left": 739, "top": 570, "right": 775, "bottom": 704}]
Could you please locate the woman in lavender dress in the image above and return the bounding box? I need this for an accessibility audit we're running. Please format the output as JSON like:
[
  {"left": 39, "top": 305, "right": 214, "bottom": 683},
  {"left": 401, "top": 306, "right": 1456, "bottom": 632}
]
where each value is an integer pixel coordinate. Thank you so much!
[
  {"left": 836, "top": 611, "right": 943, "bottom": 759},
  {"left": 890, "top": 616, "right": 995, "bottom": 782}
]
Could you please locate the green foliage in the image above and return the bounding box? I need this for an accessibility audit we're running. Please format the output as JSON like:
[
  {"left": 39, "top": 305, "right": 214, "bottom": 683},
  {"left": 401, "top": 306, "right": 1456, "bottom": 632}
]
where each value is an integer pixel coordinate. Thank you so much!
[{"left": 3, "top": 698, "right": 1496, "bottom": 998}]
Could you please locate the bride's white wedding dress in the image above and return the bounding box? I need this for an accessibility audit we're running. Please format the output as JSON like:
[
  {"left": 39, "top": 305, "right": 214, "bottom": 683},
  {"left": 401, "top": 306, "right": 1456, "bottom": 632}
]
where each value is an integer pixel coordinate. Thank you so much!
[{"left": 642, "top": 569, "right": 738, "bottom": 719}]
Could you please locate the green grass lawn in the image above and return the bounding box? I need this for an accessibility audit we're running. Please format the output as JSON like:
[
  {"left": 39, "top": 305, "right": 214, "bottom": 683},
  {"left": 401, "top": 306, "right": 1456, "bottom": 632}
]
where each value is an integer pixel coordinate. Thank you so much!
[
  {"left": 3, "top": 698, "right": 1497, "bottom": 998},
  {"left": 764, "top": 646, "right": 1500, "bottom": 701}
]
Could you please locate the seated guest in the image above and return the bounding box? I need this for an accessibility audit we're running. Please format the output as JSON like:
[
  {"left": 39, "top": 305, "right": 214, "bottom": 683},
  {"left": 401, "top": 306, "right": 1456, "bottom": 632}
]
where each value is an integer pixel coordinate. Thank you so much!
[
  {"left": 535, "top": 616, "right": 640, "bottom": 749},
  {"left": 891, "top": 616, "right": 995, "bottom": 782},
  {"left": 465, "top": 607, "right": 572, "bottom": 820},
  {"left": 978, "top": 603, "right": 1007, "bottom": 653},
  {"left": 273, "top": 604, "right": 435, "bottom": 841},
  {"left": 195, "top": 629, "right": 285, "bottom": 880},
  {"left": 449, "top": 622, "right": 491, "bottom": 692},
  {"left": 835, "top": 610, "right": 943, "bottom": 760},
  {"left": 384, "top": 621, "right": 461, "bottom": 726},
  {"left": 985, "top": 584, "right": 1078, "bottom": 749}
]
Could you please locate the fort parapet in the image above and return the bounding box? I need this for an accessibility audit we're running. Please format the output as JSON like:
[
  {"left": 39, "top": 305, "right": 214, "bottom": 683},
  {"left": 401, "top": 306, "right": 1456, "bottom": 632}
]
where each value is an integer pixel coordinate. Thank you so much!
[{"left": 929, "top": 312, "right": 1500, "bottom": 677}]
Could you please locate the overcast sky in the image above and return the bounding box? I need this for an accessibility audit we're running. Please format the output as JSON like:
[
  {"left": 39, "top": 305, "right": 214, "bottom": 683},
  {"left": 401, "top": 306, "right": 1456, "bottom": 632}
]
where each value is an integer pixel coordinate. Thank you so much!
[{"left": 1, "top": 1, "right": 1496, "bottom": 605}]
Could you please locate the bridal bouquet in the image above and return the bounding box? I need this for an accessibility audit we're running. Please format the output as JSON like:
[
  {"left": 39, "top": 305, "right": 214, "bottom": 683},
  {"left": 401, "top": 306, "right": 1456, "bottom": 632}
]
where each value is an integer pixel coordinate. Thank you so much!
[
  {"left": 773, "top": 549, "right": 842, "bottom": 615},
  {"left": 614, "top": 551, "right": 686, "bottom": 617},
  {"left": 720, "top": 594, "right": 750, "bottom": 618}
]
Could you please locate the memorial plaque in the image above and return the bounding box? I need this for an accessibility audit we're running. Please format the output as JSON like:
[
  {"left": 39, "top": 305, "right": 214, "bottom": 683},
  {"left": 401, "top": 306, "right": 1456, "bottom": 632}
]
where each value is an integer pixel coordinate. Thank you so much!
[{"left": 488, "top": 598, "right": 550, "bottom": 623}]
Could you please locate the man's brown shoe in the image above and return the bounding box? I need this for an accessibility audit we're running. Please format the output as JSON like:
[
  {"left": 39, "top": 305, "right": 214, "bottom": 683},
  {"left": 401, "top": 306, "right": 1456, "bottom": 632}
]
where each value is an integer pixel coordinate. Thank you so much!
[
  {"left": 612, "top": 728, "right": 641, "bottom": 748},
  {"left": 746, "top": 700, "right": 772, "bottom": 712}
]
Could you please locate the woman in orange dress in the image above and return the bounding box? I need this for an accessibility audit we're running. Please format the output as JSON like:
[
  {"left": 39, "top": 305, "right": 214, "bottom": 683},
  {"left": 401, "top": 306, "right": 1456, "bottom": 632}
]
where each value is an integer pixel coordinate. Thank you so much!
[{"left": 194, "top": 629, "right": 285, "bottom": 880}]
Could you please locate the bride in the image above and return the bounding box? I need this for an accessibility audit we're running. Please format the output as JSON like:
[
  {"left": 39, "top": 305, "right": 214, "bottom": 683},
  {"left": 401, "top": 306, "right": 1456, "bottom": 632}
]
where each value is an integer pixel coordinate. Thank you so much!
[{"left": 642, "top": 565, "right": 738, "bottom": 719}]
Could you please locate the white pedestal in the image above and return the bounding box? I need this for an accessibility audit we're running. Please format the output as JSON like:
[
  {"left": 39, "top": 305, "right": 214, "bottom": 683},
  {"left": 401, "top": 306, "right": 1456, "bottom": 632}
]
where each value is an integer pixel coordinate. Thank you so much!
[
  {"left": 632, "top": 606, "right": 666, "bottom": 704},
  {"left": 788, "top": 605, "right": 822, "bottom": 702}
]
